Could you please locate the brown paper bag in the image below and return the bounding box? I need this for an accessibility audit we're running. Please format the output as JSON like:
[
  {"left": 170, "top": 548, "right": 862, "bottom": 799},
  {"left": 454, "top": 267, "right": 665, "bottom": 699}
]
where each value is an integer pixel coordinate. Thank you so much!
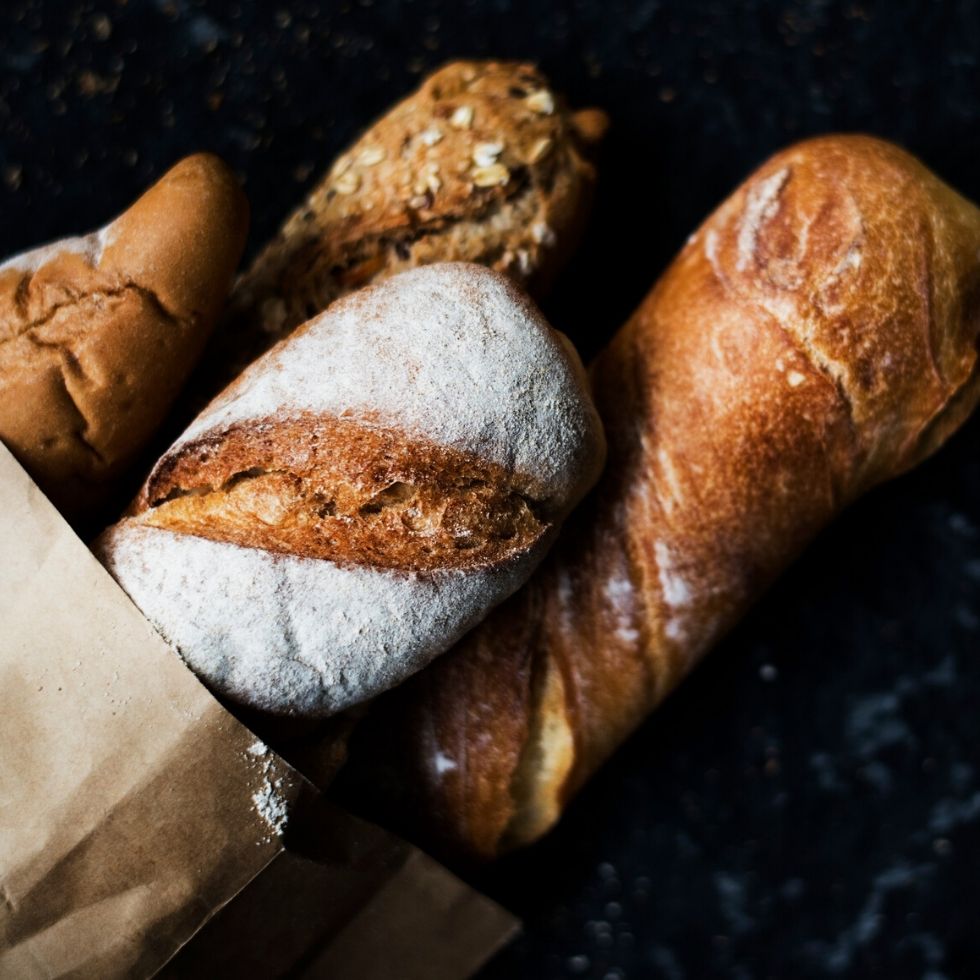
[{"left": 0, "top": 443, "right": 516, "bottom": 978}]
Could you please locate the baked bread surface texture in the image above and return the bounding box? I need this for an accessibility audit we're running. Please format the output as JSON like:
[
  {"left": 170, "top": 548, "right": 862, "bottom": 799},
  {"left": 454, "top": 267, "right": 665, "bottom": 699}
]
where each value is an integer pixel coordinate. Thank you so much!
[
  {"left": 96, "top": 263, "right": 605, "bottom": 719},
  {"left": 206, "top": 59, "right": 606, "bottom": 389},
  {"left": 347, "top": 134, "right": 980, "bottom": 859},
  {"left": 0, "top": 154, "right": 249, "bottom": 513}
]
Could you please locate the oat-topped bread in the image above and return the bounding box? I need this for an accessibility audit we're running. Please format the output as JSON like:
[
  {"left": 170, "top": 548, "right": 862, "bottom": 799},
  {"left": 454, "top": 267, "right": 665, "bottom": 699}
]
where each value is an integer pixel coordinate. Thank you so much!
[
  {"left": 96, "top": 264, "right": 605, "bottom": 719},
  {"left": 206, "top": 60, "right": 607, "bottom": 391},
  {"left": 0, "top": 155, "right": 248, "bottom": 518}
]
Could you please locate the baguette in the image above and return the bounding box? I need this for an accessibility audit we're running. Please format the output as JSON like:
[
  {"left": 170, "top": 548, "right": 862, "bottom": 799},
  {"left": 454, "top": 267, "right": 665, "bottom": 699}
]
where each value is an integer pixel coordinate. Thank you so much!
[
  {"left": 96, "top": 264, "right": 605, "bottom": 719},
  {"left": 344, "top": 135, "right": 980, "bottom": 858},
  {"left": 0, "top": 154, "right": 248, "bottom": 517}
]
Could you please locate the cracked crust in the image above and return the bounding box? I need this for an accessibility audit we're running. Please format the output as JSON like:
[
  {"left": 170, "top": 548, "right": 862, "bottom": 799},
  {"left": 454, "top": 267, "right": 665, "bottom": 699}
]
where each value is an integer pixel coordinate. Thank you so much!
[
  {"left": 134, "top": 413, "right": 549, "bottom": 573},
  {"left": 343, "top": 135, "right": 980, "bottom": 860},
  {"left": 0, "top": 154, "right": 248, "bottom": 516},
  {"left": 196, "top": 60, "right": 606, "bottom": 398}
]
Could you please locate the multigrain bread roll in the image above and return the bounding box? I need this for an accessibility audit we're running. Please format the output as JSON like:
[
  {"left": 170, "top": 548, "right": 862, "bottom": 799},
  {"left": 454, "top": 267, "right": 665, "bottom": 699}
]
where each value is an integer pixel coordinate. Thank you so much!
[
  {"left": 0, "top": 154, "right": 248, "bottom": 516},
  {"left": 96, "top": 264, "right": 605, "bottom": 719},
  {"left": 200, "top": 60, "right": 607, "bottom": 395},
  {"left": 343, "top": 135, "right": 980, "bottom": 859}
]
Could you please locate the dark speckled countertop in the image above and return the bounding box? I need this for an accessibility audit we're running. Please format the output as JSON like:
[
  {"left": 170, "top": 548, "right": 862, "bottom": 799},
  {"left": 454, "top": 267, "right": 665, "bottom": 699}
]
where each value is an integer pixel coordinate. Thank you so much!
[{"left": 2, "top": 1, "right": 979, "bottom": 977}]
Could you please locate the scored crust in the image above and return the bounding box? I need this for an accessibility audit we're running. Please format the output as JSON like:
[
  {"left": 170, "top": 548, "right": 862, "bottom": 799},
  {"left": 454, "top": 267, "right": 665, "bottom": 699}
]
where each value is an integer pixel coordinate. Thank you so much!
[
  {"left": 97, "top": 263, "right": 606, "bottom": 719},
  {"left": 339, "top": 134, "right": 980, "bottom": 861},
  {"left": 136, "top": 414, "right": 548, "bottom": 573}
]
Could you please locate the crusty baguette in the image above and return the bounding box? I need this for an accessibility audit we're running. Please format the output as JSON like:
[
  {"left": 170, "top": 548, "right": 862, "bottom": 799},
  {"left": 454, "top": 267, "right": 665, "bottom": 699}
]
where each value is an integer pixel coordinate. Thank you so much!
[
  {"left": 96, "top": 264, "right": 605, "bottom": 720},
  {"left": 197, "top": 60, "right": 607, "bottom": 399},
  {"left": 0, "top": 154, "right": 248, "bottom": 516},
  {"left": 343, "top": 135, "right": 980, "bottom": 859}
]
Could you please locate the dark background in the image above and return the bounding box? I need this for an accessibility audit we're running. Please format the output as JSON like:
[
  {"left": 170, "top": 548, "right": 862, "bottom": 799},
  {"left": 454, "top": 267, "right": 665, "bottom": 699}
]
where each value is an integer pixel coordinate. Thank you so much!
[{"left": 3, "top": 1, "right": 979, "bottom": 977}]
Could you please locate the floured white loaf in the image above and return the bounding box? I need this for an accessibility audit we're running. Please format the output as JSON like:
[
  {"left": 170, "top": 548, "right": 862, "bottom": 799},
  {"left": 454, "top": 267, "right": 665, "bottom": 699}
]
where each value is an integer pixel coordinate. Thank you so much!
[{"left": 95, "top": 263, "right": 605, "bottom": 717}]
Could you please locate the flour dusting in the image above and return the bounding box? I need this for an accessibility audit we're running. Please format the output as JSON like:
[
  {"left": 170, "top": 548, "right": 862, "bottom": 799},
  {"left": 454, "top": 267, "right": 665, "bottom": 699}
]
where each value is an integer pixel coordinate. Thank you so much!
[
  {"left": 654, "top": 540, "right": 694, "bottom": 644},
  {"left": 654, "top": 541, "right": 692, "bottom": 608},
  {"left": 604, "top": 571, "right": 640, "bottom": 645},
  {"left": 98, "top": 265, "right": 603, "bottom": 718},
  {"left": 0, "top": 223, "right": 115, "bottom": 274},
  {"left": 252, "top": 776, "right": 289, "bottom": 839},
  {"left": 177, "top": 264, "right": 603, "bottom": 505},
  {"left": 736, "top": 168, "right": 790, "bottom": 271}
]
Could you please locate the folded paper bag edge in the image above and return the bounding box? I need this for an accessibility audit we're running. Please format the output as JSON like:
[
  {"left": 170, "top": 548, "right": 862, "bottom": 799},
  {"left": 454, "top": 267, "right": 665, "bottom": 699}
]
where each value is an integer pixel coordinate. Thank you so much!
[{"left": 0, "top": 441, "right": 518, "bottom": 979}]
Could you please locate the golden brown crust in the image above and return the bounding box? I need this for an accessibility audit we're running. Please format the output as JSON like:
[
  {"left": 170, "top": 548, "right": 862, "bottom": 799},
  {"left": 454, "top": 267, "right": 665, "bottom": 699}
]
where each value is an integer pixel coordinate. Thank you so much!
[
  {"left": 0, "top": 154, "right": 249, "bottom": 514},
  {"left": 344, "top": 135, "right": 980, "bottom": 860},
  {"left": 134, "top": 413, "right": 549, "bottom": 573},
  {"left": 198, "top": 60, "right": 606, "bottom": 396}
]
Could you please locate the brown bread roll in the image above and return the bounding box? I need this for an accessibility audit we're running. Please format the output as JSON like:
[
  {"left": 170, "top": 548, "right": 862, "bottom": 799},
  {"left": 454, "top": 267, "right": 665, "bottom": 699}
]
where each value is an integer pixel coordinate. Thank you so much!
[
  {"left": 200, "top": 60, "right": 607, "bottom": 397},
  {"left": 96, "top": 264, "right": 605, "bottom": 721},
  {"left": 344, "top": 135, "right": 980, "bottom": 859},
  {"left": 0, "top": 154, "right": 249, "bottom": 517}
]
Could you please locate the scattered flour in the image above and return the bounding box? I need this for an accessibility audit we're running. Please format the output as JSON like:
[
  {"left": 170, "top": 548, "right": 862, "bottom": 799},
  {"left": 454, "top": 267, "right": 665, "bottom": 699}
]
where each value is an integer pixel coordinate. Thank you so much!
[
  {"left": 252, "top": 776, "right": 289, "bottom": 840},
  {"left": 654, "top": 541, "right": 693, "bottom": 608},
  {"left": 433, "top": 751, "right": 458, "bottom": 776},
  {"left": 603, "top": 571, "right": 640, "bottom": 645},
  {"left": 654, "top": 540, "right": 694, "bottom": 644}
]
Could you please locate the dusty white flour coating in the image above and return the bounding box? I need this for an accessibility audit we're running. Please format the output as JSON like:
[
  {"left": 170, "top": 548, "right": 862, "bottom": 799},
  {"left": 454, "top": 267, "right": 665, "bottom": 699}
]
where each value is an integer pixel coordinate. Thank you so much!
[
  {"left": 178, "top": 263, "right": 602, "bottom": 504},
  {"left": 99, "top": 523, "right": 549, "bottom": 716},
  {"left": 0, "top": 224, "right": 115, "bottom": 274},
  {"left": 654, "top": 540, "right": 695, "bottom": 644},
  {"left": 736, "top": 167, "right": 790, "bottom": 271},
  {"left": 100, "top": 264, "right": 603, "bottom": 717},
  {"left": 603, "top": 571, "right": 640, "bottom": 645}
]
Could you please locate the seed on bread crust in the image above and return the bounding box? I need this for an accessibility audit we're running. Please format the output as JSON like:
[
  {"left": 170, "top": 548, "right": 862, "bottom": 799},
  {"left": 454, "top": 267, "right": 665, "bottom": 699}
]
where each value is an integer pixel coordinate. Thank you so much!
[
  {"left": 333, "top": 171, "right": 361, "bottom": 194},
  {"left": 196, "top": 61, "right": 608, "bottom": 404},
  {"left": 472, "top": 163, "right": 510, "bottom": 188},
  {"left": 526, "top": 90, "right": 555, "bottom": 114},
  {"left": 450, "top": 105, "right": 474, "bottom": 129}
]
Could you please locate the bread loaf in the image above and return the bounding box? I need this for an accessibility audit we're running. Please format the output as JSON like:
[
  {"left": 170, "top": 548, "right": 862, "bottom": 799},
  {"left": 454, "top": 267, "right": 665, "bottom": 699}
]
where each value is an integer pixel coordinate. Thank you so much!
[
  {"left": 0, "top": 154, "right": 249, "bottom": 516},
  {"left": 343, "top": 135, "right": 980, "bottom": 858},
  {"left": 96, "top": 263, "right": 605, "bottom": 719},
  {"left": 200, "top": 60, "right": 607, "bottom": 395}
]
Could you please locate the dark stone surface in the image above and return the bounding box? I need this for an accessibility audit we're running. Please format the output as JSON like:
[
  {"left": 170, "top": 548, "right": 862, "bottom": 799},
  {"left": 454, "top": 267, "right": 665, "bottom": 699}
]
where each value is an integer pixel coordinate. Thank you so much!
[{"left": 3, "top": 1, "right": 979, "bottom": 977}]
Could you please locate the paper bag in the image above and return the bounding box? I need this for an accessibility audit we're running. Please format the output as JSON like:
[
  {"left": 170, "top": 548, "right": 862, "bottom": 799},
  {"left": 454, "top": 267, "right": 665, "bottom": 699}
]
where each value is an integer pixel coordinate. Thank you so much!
[{"left": 0, "top": 443, "right": 516, "bottom": 978}]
